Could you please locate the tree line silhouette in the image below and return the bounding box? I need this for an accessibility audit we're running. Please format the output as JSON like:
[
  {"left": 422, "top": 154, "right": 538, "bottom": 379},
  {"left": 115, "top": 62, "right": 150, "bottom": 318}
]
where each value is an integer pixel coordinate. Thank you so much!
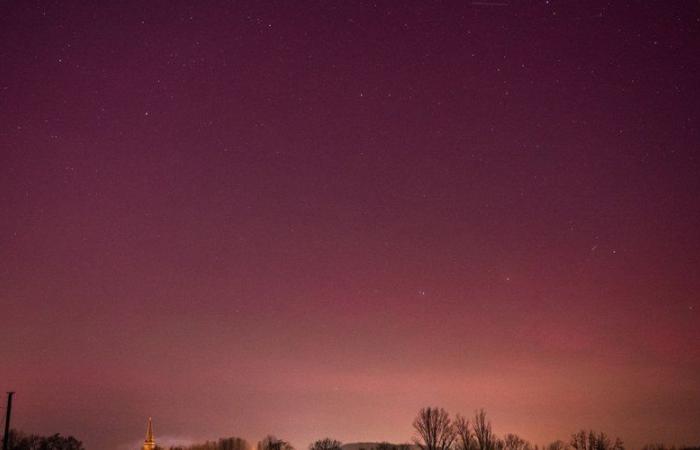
[
  {"left": 161, "top": 407, "right": 698, "bottom": 450},
  {"left": 5, "top": 407, "right": 699, "bottom": 450},
  {"left": 5, "top": 429, "right": 84, "bottom": 450}
]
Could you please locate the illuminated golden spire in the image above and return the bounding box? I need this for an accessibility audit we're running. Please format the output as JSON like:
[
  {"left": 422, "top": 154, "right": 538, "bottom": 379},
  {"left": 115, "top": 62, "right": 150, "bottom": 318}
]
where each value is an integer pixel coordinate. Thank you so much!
[{"left": 143, "top": 417, "right": 155, "bottom": 450}]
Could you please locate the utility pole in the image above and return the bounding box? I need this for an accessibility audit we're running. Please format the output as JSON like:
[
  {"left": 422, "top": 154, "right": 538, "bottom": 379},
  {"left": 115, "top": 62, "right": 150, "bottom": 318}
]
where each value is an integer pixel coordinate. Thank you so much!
[{"left": 2, "top": 392, "right": 13, "bottom": 450}]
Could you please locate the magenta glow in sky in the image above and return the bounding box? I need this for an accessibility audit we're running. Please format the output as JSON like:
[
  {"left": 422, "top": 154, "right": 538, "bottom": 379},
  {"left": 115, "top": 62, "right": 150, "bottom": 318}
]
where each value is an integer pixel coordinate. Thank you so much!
[{"left": 1, "top": 2, "right": 699, "bottom": 450}]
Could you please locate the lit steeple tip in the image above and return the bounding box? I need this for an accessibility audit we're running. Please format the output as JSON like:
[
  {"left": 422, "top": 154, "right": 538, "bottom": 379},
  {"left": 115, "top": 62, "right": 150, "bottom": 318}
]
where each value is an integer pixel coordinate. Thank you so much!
[{"left": 142, "top": 417, "right": 155, "bottom": 450}]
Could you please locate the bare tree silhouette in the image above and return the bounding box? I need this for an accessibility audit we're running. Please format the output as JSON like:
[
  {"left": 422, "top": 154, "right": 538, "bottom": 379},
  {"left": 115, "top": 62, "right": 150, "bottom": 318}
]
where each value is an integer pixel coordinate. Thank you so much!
[
  {"left": 455, "top": 415, "right": 477, "bottom": 450},
  {"left": 376, "top": 443, "right": 410, "bottom": 450},
  {"left": 259, "top": 436, "right": 294, "bottom": 450},
  {"left": 168, "top": 437, "right": 249, "bottom": 450},
  {"left": 473, "top": 410, "right": 496, "bottom": 450},
  {"left": 376, "top": 443, "right": 413, "bottom": 450},
  {"left": 570, "top": 431, "right": 623, "bottom": 450},
  {"left": 376, "top": 443, "right": 395, "bottom": 450},
  {"left": 641, "top": 445, "right": 667, "bottom": 450},
  {"left": 502, "top": 434, "right": 531, "bottom": 450},
  {"left": 413, "top": 407, "right": 457, "bottom": 450},
  {"left": 310, "top": 439, "right": 342, "bottom": 450},
  {"left": 547, "top": 441, "right": 569, "bottom": 450},
  {"left": 6, "top": 430, "right": 84, "bottom": 450}
]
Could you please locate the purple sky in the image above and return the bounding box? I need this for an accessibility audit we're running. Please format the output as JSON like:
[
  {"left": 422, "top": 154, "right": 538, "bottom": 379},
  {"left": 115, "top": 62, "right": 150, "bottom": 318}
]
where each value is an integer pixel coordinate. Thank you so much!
[{"left": 1, "top": 2, "right": 699, "bottom": 450}]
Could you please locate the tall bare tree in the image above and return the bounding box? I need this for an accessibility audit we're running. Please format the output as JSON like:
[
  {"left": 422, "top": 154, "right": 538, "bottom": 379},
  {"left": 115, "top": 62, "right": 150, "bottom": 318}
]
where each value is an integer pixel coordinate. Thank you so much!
[
  {"left": 472, "top": 409, "right": 496, "bottom": 450},
  {"left": 413, "top": 407, "right": 457, "bottom": 450},
  {"left": 454, "top": 415, "right": 477, "bottom": 450}
]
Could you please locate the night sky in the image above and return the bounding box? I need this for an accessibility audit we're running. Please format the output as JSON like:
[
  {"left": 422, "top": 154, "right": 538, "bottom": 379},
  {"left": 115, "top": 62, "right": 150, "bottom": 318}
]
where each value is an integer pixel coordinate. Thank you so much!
[{"left": 1, "top": 2, "right": 699, "bottom": 450}]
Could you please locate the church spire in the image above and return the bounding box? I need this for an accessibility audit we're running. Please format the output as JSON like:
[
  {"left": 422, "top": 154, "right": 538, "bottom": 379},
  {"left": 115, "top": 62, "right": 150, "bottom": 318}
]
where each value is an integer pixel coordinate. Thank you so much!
[{"left": 143, "top": 417, "right": 156, "bottom": 450}]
